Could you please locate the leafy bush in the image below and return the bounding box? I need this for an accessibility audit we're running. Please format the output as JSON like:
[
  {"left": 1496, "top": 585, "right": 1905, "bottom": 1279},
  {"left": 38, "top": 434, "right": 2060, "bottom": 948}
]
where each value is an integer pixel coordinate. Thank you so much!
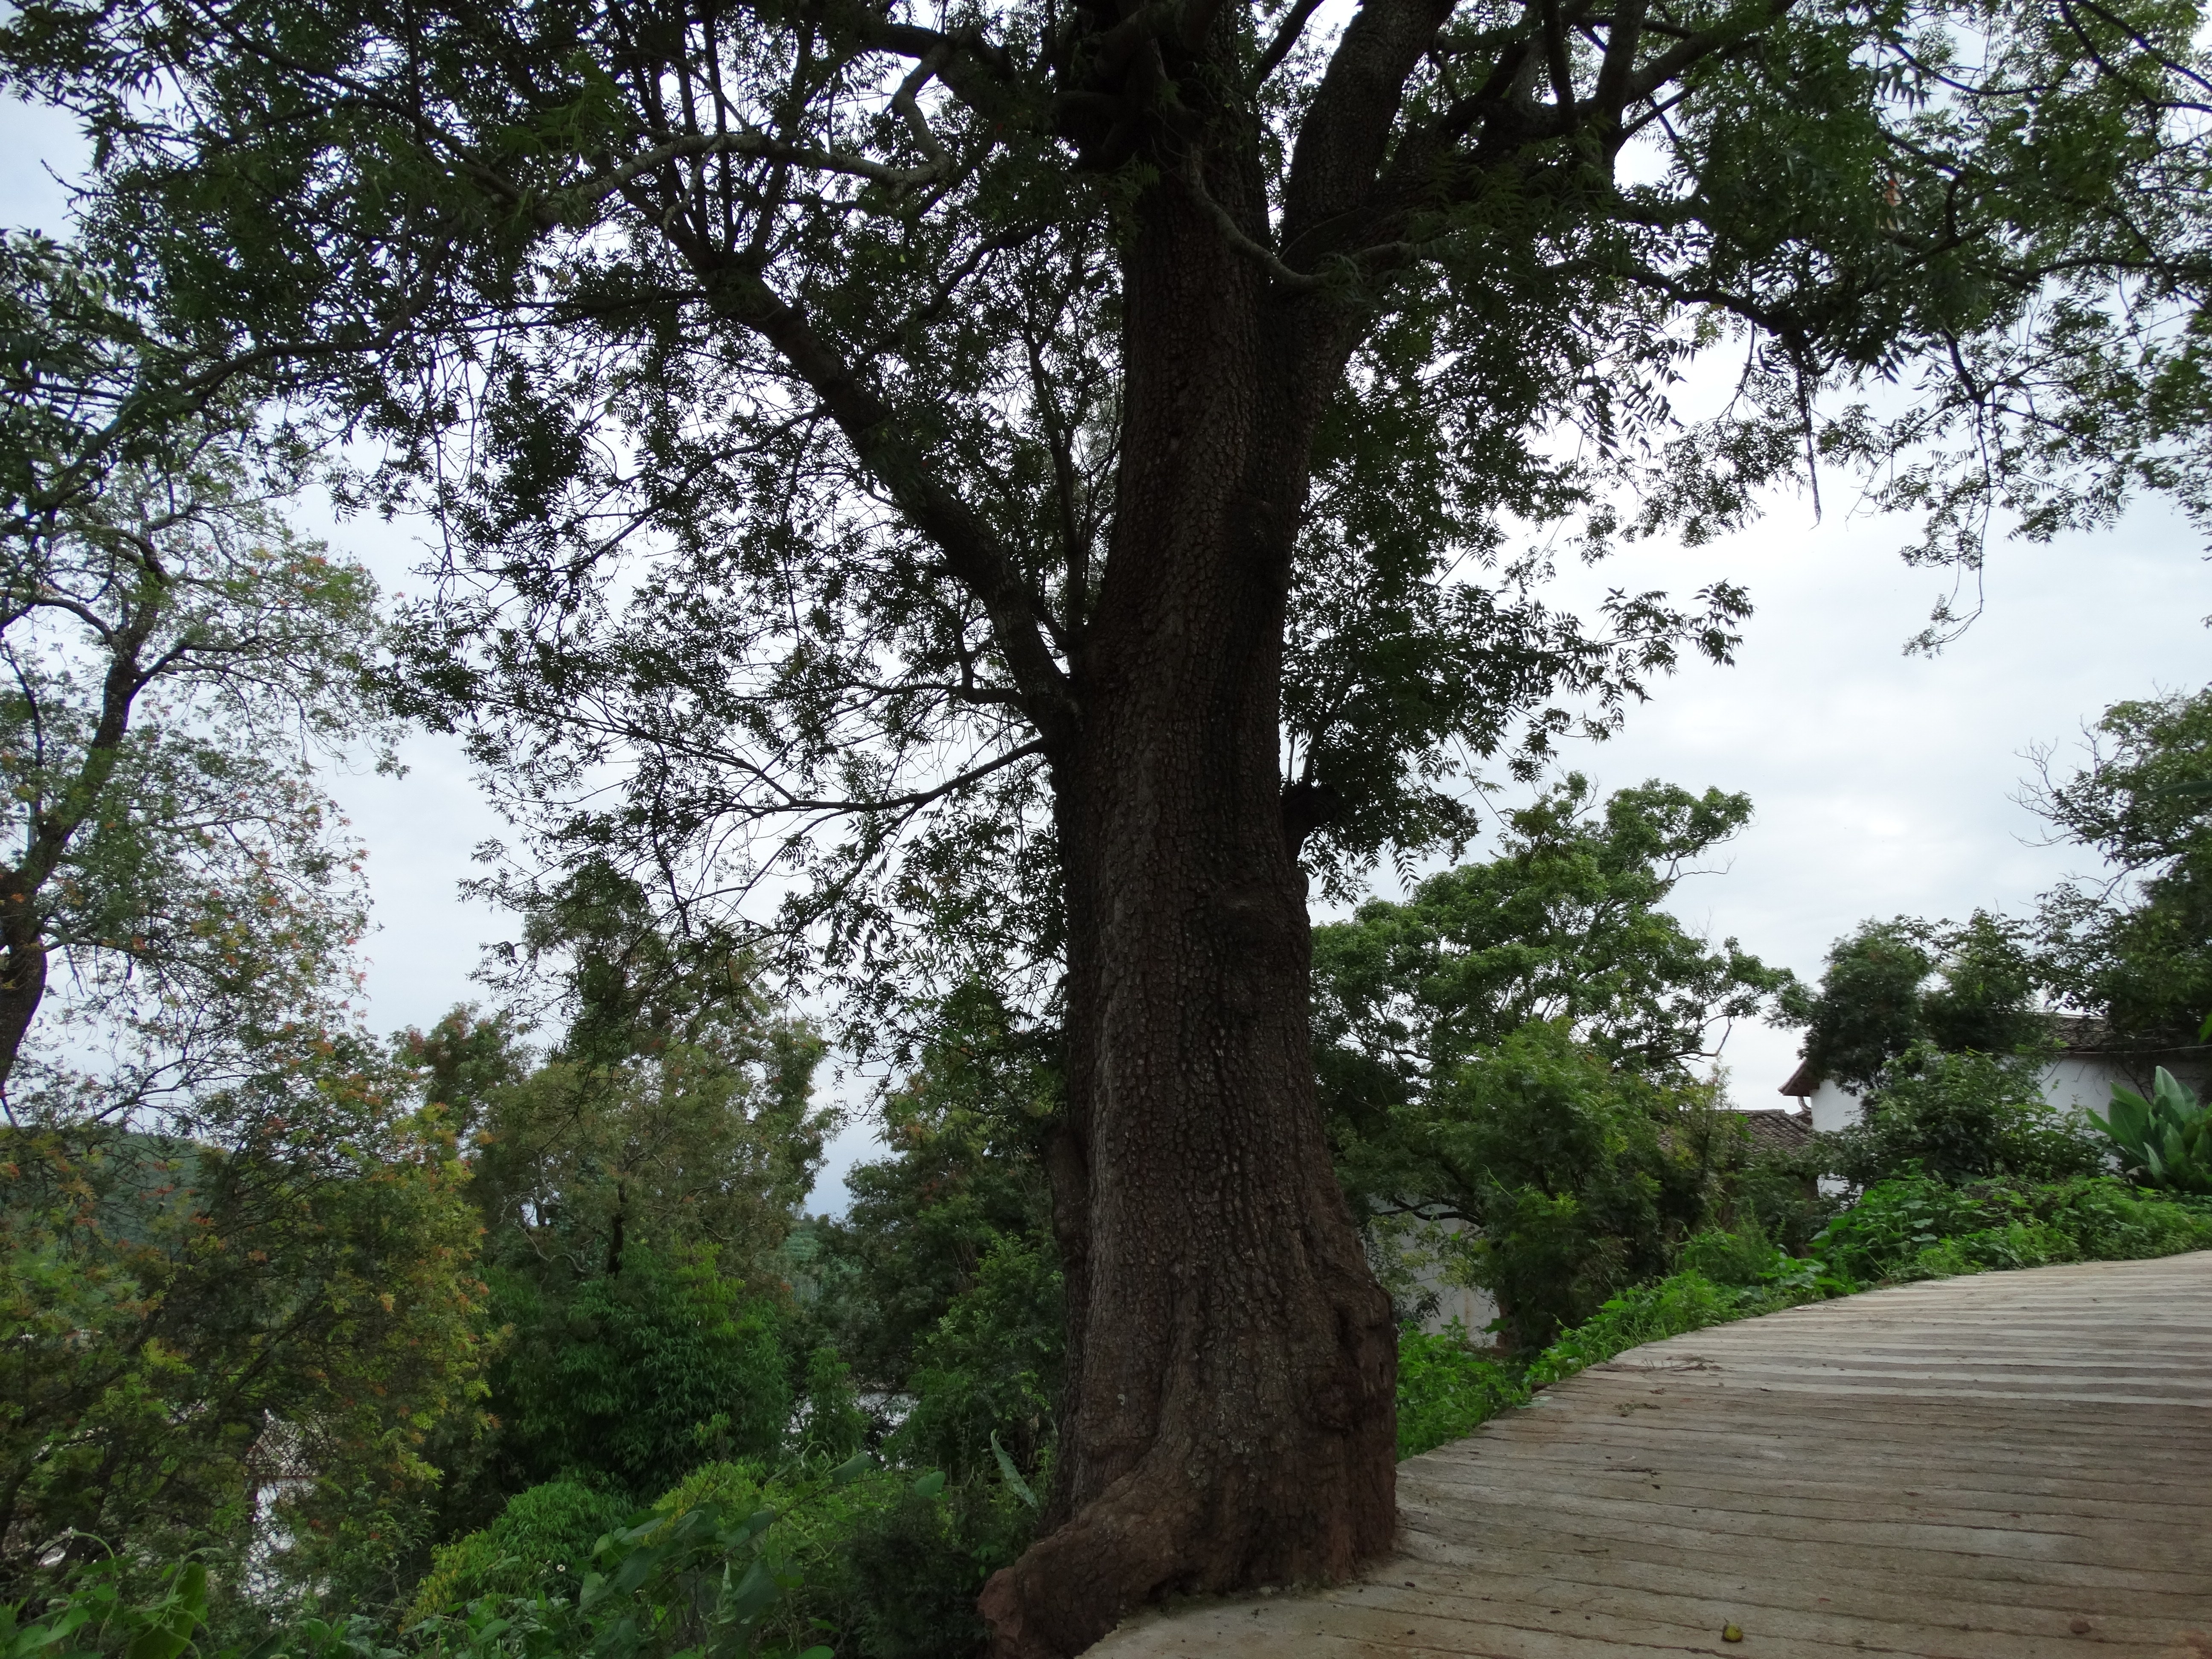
[
  {"left": 0, "top": 1111, "right": 489, "bottom": 1608},
  {"left": 1394, "top": 1324, "right": 1523, "bottom": 1458},
  {"left": 842, "top": 1480, "right": 1034, "bottom": 1659},
  {"left": 1343, "top": 1022, "right": 1730, "bottom": 1351},
  {"left": 0, "top": 1558, "right": 213, "bottom": 1659},
  {"left": 1522, "top": 1270, "right": 1746, "bottom": 1388},
  {"left": 1809, "top": 1173, "right": 2212, "bottom": 1284},
  {"left": 619, "top": 1457, "right": 1033, "bottom": 1659},
  {"left": 1721, "top": 1149, "right": 1834, "bottom": 1256},
  {"left": 405, "top": 1481, "right": 632, "bottom": 1624},
  {"left": 889, "top": 1236, "right": 1061, "bottom": 1483},
  {"left": 1676, "top": 1225, "right": 1787, "bottom": 1287},
  {"left": 1824, "top": 1044, "right": 2104, "bottom": 1189},
  {"left": 489, "top": 1248, "right": 788, "bottom": 1499},
  {"left": 789, "top": 1348, "right": 869, "bottom": 1464},
  {"left": 2088, "top": 1066, "right": 2212, "bottom": 1193}
]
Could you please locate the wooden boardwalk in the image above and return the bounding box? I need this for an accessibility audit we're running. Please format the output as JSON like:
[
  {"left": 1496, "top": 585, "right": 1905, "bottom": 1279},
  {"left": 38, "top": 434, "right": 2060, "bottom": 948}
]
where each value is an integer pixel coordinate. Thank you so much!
[{"left": 1090, "top": 1253, "right": 2212, "bottom": 1658}]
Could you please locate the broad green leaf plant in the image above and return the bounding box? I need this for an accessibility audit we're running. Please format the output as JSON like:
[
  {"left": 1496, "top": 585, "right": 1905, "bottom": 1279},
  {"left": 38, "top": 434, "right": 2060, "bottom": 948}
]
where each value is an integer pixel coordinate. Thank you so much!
[{"left": 2090, "top": 1064, "right": 2212, "bottom": 1195}]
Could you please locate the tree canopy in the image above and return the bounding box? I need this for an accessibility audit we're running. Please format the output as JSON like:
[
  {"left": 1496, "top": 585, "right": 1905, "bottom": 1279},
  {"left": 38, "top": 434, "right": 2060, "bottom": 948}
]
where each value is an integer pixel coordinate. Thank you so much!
[
  {"left": 2031, "top": 686, "right": 2212, "bottom": 1046},
  {"left": 1784, "top": 911, "right": 2047, "bottom": 1092},
  {"left": 1313, "top": 774, "right": 1788, "bottom": 1115},
  {"left": 0, "top": 235, "right": 394, "bottom": 1125},
  {"left": 6, "top": 0, "right": 2207, "bottom": 1010}
]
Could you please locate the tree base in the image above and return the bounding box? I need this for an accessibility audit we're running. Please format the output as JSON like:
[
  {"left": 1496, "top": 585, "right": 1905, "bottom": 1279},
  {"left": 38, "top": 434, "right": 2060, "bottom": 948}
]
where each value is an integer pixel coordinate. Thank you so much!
[{"left": 978, "top": 1392, "right": 1395, "bottom": 1657}]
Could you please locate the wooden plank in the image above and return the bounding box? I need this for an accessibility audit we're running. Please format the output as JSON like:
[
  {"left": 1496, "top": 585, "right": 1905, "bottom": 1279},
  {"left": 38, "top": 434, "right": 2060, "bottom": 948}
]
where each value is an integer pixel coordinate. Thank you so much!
[{"left": 1087, "top": 1252, "right": 2212, "bottom": 1659}]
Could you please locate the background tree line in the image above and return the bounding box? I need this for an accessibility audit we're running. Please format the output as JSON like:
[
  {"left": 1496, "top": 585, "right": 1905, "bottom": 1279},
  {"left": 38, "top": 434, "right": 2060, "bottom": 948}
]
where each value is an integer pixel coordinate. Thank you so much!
[{"left": 4, "top": 567, "right": 2204, "bottom": 1659}]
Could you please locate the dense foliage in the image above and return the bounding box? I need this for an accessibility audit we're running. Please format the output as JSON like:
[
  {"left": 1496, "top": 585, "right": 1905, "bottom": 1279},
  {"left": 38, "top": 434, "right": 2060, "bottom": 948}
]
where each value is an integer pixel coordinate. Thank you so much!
[
  {"left": 797, "top": 990, "right": 1056, "bottom": 1394},
  {"left": 1316, "top": 778, "right": 1792, "bottom": 1348},
  {"left": 0, "top": 1085, "right": 490, "bottom": 1608},
  {"left": 2032, "top": 689, "right": 2212, "bottom": 1049},
  {"left": 1783, "top": 913, "right": 2046, "bottom": 1094},
  {"left": 1341, "top": 1020, "right": 1746, "bottom": 1348},
  {"left": 1822, "top": 1043, "right": 2106, "bottom": 1188}
]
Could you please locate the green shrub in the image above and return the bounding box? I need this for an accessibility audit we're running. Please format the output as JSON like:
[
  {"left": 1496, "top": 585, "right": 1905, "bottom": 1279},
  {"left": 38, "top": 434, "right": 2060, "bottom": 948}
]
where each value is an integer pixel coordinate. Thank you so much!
[
  {"left": 790, "top": 1346, "right": 869, "bottom": 1464},
  {"left": 1522, "top": 1270, "right": 1745, "bottom": 1388},
  {"left": 630, "top": 1457, "right": 1034, "bottom": 1659},
  {"left": 2089, "top": 1067, "right": 2212, "bottom": 1193},
  {"left": 1723, "top": 1149, "right": 1835, "bottom": 1256},
  {"left": 1825, "top": 1044, "right": 2103, "bottom": 1188},
  {"left": 1394, "top": 1324, "right": 1525, "bottom": 1458},
  {"left": 1351, "top": 1024, "right": 1727, "bottom": 1352},
  {"left": 1676, "top": 1225, "right": 1785, "bottom": 1287},
  {"left": 843, "top": 1479, "right": 1034, "bottom": 1659},
  {"left": 406, "top": 1479, "right": 632, "bottom": 1624},
  {"left": 489, "top": 1247, "right": 789, "bottom": 1499},
  {"left": 1806, "top": 1173, "right": 2212, "bottom": 1285},
  {"left": 890, "top": 1236, "right": 1061, "bottom": 1483}
]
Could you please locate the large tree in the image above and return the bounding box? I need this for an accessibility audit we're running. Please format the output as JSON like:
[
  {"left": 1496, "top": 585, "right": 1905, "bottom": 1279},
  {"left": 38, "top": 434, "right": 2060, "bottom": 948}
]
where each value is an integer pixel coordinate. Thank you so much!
[
  {"left": 2030, "top": 687, "right": 2212, "bottom": 1047},
  {"left": 8, "top": 0, "right": 2212, "bottom": 1647},
  {"left": 0, "top": 234, "right": 392, "bottom": 1123}
]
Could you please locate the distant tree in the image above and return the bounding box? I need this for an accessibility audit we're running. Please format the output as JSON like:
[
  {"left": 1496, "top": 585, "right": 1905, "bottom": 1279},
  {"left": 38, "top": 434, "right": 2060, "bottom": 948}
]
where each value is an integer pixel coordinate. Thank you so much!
[
  {"left": 486, "top": 1246, "right": 788, "bottom": 1499},
  {"left": 1783, "top": 912, "right": 2046, "bottom": 1093},
  {"left": 0, "top": 236, "right": 391, "bottom": 1123},
  {"left": 1335, "top": 1019, "right": 1734, "bottom": 1350},
  {"left": 0, "top": 1068, "right": 490, "bottom": 1605},
  {"left": 400, "top": 868, "right": 829, "bottom": 1538},
  {"left": 2029, "top": 688, "right": 2212, "bottom": 1048},
  {"left": 1312, "top": 779, "right": 1780, "bottom": 1348},
  {"left": 1313, "top": 774, "right": 1790, "bottom": 1124},
  {"left": 442, "top": 863, "right": 830, "bottom": 1280},
  {"left": 809, "top": 985, "right": 1057, "bottom": 1391}
]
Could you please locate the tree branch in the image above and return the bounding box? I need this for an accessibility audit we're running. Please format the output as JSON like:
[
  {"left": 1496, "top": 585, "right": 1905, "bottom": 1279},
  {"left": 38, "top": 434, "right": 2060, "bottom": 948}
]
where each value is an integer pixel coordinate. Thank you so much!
[
  {"left": 707, "top": 269, "right": 1078, "bottom": 743},
  {"left": 1252, "top": 0, "right": 1330, "bottom": 88}
]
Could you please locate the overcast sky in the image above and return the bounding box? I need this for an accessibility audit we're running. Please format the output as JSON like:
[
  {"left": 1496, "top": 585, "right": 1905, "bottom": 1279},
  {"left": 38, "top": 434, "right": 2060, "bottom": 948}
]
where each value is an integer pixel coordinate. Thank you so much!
[{"left": 9, "top": 98, "right": 2208, "bottom": 1211}]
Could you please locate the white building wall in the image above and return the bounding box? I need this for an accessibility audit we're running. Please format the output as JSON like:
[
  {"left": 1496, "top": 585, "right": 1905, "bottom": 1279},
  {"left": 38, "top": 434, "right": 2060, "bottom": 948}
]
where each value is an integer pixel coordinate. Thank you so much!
[
  {"left": 1391, "top": 1214, "right": 1502, "bottom": 1339},
  {"left": 1794, "top": 1053, "right": 2205, "bottom": 1130},
  {"left": 2040, "top": 1057, "right": 2122, "bottom": 1116},
  {"left": 1805, "top": 1079, "right": 1863, "bottom": 1134}
]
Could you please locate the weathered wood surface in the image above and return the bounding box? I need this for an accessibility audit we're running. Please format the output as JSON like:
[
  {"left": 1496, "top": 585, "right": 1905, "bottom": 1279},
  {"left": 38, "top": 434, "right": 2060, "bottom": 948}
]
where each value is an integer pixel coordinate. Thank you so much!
[{"left": 1086, "top": 1253, "right": 2212, "bottom": 1658}]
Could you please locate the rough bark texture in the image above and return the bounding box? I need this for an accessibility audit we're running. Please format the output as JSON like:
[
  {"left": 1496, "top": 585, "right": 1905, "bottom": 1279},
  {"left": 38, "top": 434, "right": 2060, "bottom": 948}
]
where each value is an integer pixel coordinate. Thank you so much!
[
  {"left": 0, "top": 606, "right": 155, "bottom": 1092},
  {"left": 0, "top": 902, "right": 48, "bottom": 1089},
  {"left": 977, "top": 170, "right": 1397, "bottom": 1659}
]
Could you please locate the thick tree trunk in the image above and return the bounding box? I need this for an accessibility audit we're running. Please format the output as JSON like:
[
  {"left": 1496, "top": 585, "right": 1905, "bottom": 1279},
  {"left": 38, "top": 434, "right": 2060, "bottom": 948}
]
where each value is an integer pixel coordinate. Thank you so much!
[
  {"left": 0, "top": 894, "right": 48, "bottom": 1092},
  {"left": 978, "top": 175, "right": 1397, "bottom": 1659}
]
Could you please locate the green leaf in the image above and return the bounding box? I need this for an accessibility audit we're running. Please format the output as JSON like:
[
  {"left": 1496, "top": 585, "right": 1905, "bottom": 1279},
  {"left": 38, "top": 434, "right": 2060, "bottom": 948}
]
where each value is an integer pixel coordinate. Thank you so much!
[
  {"left": 990, "top": 1431, "right": 1039, "bottom": 1510},
  {"left": 720, "top": 1556, "right": 782, "bottom": 1624},
  {"left": 911, "top": 1470, "right": 946, "bottom": 1499},
  {"left": 827, "top": 1449, "right": 872, "bottom": 1487},
  {"left": 123, "top": 1565, "right": 206, "bottom": 1659},
  {"left": 611, "top": 1541, "right": 671, "bottom": 1597}
]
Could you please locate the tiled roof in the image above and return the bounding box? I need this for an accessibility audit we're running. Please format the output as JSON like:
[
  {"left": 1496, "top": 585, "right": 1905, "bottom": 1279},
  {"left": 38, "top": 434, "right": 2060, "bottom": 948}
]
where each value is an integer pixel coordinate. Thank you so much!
[{"left": 1725, "top": 1105, "right": 1815, "bottom": 1156}]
